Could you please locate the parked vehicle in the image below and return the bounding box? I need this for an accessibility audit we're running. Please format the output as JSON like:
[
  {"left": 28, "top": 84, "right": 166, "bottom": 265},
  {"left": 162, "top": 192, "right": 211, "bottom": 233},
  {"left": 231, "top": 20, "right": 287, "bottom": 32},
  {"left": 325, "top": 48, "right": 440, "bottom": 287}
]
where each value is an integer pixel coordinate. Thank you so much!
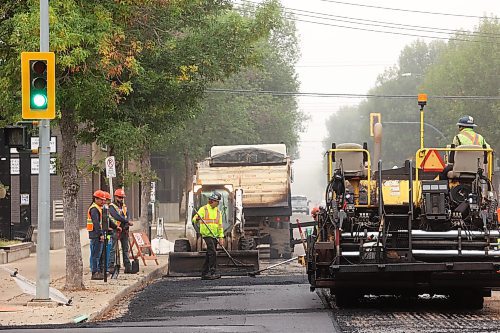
[{"left": 292, "top": 195, "right": 309, "bottom": 215}]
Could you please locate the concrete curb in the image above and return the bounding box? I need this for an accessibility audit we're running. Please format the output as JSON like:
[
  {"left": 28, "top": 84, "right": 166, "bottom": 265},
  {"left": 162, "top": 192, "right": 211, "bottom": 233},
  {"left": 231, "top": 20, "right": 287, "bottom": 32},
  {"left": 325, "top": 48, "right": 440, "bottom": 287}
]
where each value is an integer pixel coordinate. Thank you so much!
[{"left": 86, "top": 262, "right": 168, "bottom": 323}]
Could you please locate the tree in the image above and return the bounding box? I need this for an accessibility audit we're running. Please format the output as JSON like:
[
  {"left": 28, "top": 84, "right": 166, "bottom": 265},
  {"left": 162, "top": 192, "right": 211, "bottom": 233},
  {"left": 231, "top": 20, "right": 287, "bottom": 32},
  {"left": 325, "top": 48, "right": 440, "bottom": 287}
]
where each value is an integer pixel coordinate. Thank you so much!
[
  {"left": 422, "top": 19, "right": 500, "bottom": 149},
  {"left": 93, "top": 0, "right": 285, "bottom": 232},
  {"left": 162, "top": 1, "right": 306, "bottom": 209},
  {"left": 322, "top": 19, "right": 498, "bottom": 168}
]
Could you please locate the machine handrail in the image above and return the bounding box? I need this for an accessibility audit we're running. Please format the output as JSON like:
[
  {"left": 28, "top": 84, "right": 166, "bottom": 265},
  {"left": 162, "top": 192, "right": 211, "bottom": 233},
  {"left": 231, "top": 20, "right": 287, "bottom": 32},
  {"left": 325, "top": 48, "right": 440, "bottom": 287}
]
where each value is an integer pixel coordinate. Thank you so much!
[{"left": 327, "top": 148, "right": 372, "bottom": 206}]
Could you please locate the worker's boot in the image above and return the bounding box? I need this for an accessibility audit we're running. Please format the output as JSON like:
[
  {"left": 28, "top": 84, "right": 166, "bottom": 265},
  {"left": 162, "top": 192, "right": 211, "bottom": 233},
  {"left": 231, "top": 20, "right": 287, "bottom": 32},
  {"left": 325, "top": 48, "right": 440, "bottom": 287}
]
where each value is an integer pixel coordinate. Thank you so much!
[
  {"left": 91, "top": 272, "right": 104, "bottom": 280},
  {"left": 211, "top": 273, "right": 221, "bottom": 279}
]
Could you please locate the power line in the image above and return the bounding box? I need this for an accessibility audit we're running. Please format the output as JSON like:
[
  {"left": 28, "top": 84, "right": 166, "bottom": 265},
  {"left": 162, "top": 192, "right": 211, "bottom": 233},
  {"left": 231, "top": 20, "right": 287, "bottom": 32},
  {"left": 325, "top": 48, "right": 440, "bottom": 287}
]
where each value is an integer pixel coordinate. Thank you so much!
[
  {"left": 236, "top": 0, "right": 500, "bottom": 38},
  {"left": 206, "top": 88, "right": 500, "bottom": 100},
  {"left": 282, "top": 9, "right": 498, "bottom": 39},
  {"left": 317, "top": 0, "right": 488, "bottom": 19},
  {"left": 233, "top": 4, "right": 497, "bottom": 44}
]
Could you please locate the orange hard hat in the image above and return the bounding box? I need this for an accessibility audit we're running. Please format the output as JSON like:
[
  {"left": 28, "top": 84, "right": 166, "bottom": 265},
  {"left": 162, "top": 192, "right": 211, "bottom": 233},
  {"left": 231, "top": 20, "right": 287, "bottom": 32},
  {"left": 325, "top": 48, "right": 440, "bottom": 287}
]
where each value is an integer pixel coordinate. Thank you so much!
[
  {"left": 103, "top": 191, "right": 111, "bottom": 200},
  {"left": 93, "top": 190, "right": 107, "bottom": 200},
  {"left": 114, "top": 188, "right": 126, "bottom": 198},
  {"left": 311, "top": 207, "right": 320, "bottom": 216}
]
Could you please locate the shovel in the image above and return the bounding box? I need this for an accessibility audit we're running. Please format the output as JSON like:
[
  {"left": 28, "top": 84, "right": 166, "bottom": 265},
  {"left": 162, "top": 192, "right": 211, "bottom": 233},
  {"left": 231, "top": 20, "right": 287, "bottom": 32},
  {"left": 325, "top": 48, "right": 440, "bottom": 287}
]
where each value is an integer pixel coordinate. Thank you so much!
[
  {"left": 193, "top": 210, "right": 253, "bottom": 268},
  {"left": 111, "top": 231, "right": 121, "bottom": 279},
  {"left": 248, "top": 256, "right": 299, "bottom": 277}
]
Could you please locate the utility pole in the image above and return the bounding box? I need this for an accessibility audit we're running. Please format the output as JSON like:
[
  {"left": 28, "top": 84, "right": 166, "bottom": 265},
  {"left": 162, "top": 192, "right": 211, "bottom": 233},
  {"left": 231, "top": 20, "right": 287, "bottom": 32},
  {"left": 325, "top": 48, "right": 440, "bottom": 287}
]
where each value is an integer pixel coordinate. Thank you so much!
[{"left": 36, "top": 0, "right": 50, "bottom": 301}]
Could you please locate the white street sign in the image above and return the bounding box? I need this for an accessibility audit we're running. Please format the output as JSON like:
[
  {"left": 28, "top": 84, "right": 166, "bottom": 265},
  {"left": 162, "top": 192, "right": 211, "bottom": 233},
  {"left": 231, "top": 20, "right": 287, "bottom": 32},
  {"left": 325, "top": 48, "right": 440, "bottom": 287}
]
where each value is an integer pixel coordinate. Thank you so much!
[
  {"left": 105, "top": 156, "right": 116, "bottom": 178},
  {"left": 10, "top": 158, "right": 20, "bottom": 175},
  {"left": 31, "top": 136, "right": 57, "bottom": 153},
  {"left": 31, "top": 157, "right": 56, "bottom": 175},
  {"left": 20, "top": 194, "right": 30, "bottom": 206}
]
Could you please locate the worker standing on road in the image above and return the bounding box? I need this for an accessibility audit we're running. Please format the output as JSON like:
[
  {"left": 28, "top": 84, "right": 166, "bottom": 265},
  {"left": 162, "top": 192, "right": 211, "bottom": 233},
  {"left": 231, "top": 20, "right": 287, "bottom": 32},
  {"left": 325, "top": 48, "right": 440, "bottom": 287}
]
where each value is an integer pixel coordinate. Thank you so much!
[
  {"left": 88, "top": 190, "right": 106, "bottom": 280},
  {"left": 440, "top": 116, "right": 490, "bottom": 179},
  {"left": 108, "top": 188, "right": 134, "bottom": 274},
  {"left": 193, "top": 192, "right": 224, "bottom": 280}
]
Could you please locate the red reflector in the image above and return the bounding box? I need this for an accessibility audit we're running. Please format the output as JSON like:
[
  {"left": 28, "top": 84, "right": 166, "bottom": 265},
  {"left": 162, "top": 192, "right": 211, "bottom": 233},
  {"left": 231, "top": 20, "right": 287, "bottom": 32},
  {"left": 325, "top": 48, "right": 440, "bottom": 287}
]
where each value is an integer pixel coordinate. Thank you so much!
[
  {"left": 284, "top": 216, "right": 289, "bottom": 221},
  {"left": 275, "top": 217, "right": 281, "bottom": 222}
]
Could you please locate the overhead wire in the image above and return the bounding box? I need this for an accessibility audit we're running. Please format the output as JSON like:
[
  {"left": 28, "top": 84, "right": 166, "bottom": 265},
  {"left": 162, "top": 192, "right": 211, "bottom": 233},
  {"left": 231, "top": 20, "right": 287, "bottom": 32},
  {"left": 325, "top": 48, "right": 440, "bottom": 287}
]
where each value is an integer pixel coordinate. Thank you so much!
[
  {"left": 233, "top": 1, "right": 499, "bottom": 43},
  {"left": 236, "top": 0, "right": 500, "bottom": 39},
  {"left": 317, "top": 0, "right": 489, "bottom": 19},
  {"left": 206, "top": 88, "right": 500, "bottom": 101}
]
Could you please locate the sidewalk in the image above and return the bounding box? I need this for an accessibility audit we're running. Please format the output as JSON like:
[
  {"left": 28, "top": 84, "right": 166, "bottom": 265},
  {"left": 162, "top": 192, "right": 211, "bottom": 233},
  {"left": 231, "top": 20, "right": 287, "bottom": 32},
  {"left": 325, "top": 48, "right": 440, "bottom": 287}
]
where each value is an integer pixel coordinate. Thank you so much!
[{"left": 0, "top": 220, "right": 186, "bottom": 326}]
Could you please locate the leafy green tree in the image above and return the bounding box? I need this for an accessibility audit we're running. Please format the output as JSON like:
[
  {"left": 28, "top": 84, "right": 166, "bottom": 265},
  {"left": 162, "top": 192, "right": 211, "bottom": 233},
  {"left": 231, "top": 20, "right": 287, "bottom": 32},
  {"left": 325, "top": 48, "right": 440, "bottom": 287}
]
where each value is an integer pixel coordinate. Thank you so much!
[
  {"left": 323, "top": 19, "right": 498, "bottom": 169},
  {"left": 323, "top": 39, "right": 447, "bottom": 167},
  {"left": 422, "top": 18, "right": 500, "bottom": 149},
  {"left": 93, "top": 0, "right": 285, "bottom": 230},
  {"left": 162, "top": 2, "right": 306, "bottom": 209}
]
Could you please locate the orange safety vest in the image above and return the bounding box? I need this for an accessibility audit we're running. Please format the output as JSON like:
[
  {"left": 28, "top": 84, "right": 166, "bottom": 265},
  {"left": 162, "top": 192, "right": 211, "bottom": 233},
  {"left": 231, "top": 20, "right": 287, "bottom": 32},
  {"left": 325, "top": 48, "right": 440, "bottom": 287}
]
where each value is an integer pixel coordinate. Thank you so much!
[
  {"left": 109, "top": 202, "right": 128, "bottom": 227},
  {"left": 87, "top": 202, "right": 103, "bottom": 231}
]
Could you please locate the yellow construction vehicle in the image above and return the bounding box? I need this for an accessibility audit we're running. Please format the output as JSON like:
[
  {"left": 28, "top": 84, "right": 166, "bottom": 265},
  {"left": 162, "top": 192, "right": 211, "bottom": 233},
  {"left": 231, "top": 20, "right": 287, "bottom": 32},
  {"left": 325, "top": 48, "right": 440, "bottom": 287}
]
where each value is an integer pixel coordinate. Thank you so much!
[{"left": 306, "top": 95, "right": 500, "bottom": 309}]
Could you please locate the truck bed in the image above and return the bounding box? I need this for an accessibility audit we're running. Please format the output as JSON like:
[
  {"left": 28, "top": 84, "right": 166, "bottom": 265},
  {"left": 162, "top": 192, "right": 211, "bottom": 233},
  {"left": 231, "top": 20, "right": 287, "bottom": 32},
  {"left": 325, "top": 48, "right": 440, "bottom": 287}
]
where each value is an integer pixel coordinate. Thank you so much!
[{"left": 196, "top": 163, "right": 290, "bottom": 208}]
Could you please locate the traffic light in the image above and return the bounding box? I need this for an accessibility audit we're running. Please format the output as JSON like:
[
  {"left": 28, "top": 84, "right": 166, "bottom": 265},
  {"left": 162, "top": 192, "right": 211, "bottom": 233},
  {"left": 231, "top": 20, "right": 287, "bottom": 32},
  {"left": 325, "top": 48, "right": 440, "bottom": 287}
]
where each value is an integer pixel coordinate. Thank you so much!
[
  {"left": 4, "top": 126, "right": 29, "bottom": 149},
  {"left": 369, "top": 113, "right": 381, "bottom": 137},
  {"left": 21, "top": 52, "right": 55, "bottom": 120}
]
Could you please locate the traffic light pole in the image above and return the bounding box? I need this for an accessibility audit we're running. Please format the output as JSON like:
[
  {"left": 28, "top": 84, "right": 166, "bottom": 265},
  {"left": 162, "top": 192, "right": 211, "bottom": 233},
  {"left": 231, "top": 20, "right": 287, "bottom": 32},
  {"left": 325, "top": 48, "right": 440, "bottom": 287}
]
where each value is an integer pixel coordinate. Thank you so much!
[{"left": 35, "top": 0, "right": 50, "bottom": 301}]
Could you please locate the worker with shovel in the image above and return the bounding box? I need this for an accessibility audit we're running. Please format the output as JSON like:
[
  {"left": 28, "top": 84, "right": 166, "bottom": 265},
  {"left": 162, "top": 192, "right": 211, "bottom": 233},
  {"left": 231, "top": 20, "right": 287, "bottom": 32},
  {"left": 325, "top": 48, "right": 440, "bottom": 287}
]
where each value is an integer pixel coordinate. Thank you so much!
[
  {"left": 108, "top": 189, "right": 134, "bottom": 275},
  {"left": 193, "top": 192, "right": 224, "bottom": 280}
]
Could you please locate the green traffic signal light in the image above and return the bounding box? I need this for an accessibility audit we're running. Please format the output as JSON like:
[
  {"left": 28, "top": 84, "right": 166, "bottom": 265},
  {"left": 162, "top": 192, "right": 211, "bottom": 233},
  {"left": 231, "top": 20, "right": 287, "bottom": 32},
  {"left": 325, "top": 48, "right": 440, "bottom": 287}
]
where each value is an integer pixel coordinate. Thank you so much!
[
  {"left": 30, "top": 60, "right": 48, "bottom": 109},
  {"left": 32, "top": 94, "right": 47, "bottom": 108}
]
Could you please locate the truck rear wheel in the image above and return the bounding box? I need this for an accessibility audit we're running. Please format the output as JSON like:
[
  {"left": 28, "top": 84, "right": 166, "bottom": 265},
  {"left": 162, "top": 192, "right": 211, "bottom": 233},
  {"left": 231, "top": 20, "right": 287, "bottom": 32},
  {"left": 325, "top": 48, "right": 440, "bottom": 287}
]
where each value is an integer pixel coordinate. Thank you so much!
[{"left": 174, "top": 239, "right": 191, "bottom": 252}]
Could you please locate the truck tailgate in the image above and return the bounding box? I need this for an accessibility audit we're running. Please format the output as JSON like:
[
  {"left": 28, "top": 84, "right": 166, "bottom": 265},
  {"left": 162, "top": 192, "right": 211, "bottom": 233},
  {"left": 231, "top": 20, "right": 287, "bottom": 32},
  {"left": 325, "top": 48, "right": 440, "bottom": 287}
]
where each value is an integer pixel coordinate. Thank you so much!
[{"left": 197, "top": 165, "right": 290, "bottom": 207}]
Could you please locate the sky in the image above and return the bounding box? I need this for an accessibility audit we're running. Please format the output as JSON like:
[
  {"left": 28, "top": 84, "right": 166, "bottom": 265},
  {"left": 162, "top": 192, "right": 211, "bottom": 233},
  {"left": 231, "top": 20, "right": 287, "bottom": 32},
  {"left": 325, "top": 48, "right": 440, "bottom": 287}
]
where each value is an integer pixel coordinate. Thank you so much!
[{"left": 266, "top": 0, "right": 499, "bottom": 203}]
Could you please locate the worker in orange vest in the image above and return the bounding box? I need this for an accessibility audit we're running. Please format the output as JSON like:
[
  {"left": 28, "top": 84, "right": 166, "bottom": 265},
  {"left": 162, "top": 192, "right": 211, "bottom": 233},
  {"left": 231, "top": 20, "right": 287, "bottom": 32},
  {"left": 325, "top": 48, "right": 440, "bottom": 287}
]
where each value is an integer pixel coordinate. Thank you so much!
[
  {"left": 88, "top": 190, "right": 106, "bottom": 280},
  {"left": 108, "top": 188, "right": 134, "bottom": 274},
  {"left": 100, "top": 191, "right": 121, "bottom": 274}
]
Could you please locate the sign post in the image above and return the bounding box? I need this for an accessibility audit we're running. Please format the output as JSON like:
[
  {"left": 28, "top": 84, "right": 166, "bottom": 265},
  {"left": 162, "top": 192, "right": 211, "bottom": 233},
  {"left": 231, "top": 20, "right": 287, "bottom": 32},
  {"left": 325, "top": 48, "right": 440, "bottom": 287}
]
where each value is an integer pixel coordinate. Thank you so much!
[{"left": 105, "top": 156, "right": 116, "bottom": 201}]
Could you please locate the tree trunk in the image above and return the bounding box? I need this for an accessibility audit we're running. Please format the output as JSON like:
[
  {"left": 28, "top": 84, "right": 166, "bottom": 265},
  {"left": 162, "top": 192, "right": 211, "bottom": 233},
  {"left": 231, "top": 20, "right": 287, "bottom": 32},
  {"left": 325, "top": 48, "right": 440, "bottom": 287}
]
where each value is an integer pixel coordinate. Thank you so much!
[
  {"left": 60, "top": 109, "right": 85, "bottom": 290},
  {"left": 139, "top": 148, "right": 152, "bottom": 235}
]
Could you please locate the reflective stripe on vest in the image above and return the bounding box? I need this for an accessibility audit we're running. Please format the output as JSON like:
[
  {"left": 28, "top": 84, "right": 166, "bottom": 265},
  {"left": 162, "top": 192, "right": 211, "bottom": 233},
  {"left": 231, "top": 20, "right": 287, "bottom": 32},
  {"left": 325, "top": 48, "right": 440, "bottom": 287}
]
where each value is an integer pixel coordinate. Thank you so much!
[
  {"left": 87, "top": 203, "right": 103, "bottom": 231},
  {"left": 459, "top": 131, "right": 480, "bottom": 145},
  {"left": 199, "top": 205, "right": 222, "bottom": 238},
  {"left": 109, "top": 202, "right": 128, "bottom": 227}
]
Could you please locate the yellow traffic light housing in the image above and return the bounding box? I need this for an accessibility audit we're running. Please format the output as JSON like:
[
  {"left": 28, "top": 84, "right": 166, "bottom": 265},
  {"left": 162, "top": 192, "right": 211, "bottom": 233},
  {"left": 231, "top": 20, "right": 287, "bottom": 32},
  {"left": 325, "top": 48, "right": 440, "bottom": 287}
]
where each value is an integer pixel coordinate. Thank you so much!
[
  {"left": 21, "top": 52, "right": 55, "bottom": 119},
  {"left": 369, "top": 113, "right": 381, "bottom": 137}
]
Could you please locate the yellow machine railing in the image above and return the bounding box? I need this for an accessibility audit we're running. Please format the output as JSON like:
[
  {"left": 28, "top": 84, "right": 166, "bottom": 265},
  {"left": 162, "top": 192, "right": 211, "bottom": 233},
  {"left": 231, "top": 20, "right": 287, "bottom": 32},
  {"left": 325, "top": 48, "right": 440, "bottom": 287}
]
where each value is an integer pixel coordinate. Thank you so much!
[{"left": 327, "top": 148, "right": 372, "bottom": 207}]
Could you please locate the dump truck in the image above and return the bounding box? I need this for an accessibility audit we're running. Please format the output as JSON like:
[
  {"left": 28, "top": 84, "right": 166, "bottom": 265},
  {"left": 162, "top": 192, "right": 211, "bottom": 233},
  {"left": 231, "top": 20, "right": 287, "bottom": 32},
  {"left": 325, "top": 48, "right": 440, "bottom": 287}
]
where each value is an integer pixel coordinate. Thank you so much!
[
  {"left": 194, "top": 144, "right": 293, "bottom": 258},
  {"left": 168, "top": 143, "right": 293, "bottom": 276},
  {"left": 306, "top": 99, "right": 500, "bottom": 309}
]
